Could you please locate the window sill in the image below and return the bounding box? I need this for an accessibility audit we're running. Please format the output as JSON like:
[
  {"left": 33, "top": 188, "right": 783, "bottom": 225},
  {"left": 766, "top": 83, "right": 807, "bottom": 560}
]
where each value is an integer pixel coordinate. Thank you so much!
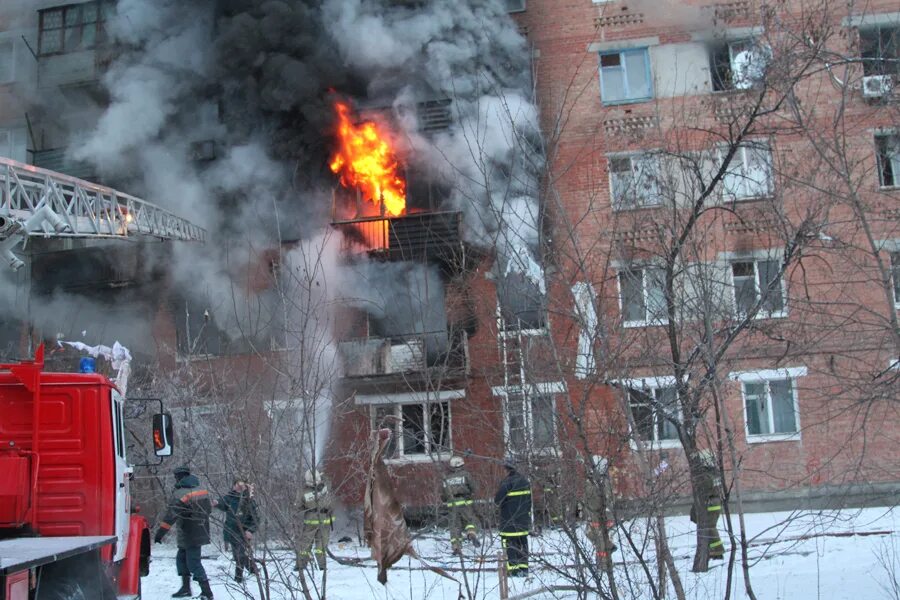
[
  {"left": 384, "top": 454, "right": 451, "bottom": 465},
  {"left": 746, "top": 432, "right": 800, "bottom": 444},
  {"left": 499, "top": 327, "right": 549, "bottom": 338},
  {"left": 723, "top": 193, "right": 775, "bottom": 203},
  {"left": 878, "top": 185, "right": 900, "bottom": 191},
  {"left": 623, "top": 319, "right": 669, "bottom": 328},
  {"left": 630, "top": 439, "right": 681, "bottom": 450},
  {"left": 175, "top": 353, "right": 222, "bottom": 364},
  {"left": 735, "top": 310, "right": 788, "bottom": 321},
  {"left": 601, "top": 96, "right": 654, "bottom": 107}
]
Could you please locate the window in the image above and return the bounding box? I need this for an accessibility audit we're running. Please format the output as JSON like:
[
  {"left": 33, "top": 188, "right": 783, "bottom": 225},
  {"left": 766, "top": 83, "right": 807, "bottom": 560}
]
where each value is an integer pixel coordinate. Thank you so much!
[
  {"left": 609, "top": 153, "right": 661, "bottom": 209},
  {"left": 599, "top": 48, "right": 653, "bottom": 105},
  {"left": 172, "top": 295, "right": 224, "bottom": 358},
  {"left": 498, "top": 260, "right": 547, "bottom": 333},
  {"left": 504, "top": 391, "right": 557, "bottom": 456},
  {"left": 627, "top": 386, "right": 680, "bottom": 446},
  {"left": 710, "top": 40, "right": 771, "bottom": 91},
  {"left": 619, "top": 267, "right": 666, "bottom": 325},
  {"left": 731, "top": 258, "right": 785, "bottom": 317},
  {"left": 891, "top": 251, "right": 900, "bottom": 306},
  {"left": 507, "top": 0, "right": 526, "bottom": 12},
  {"left": 112, "top": 398, "right": 125, "bottom": 458},
  {"left": 743, "top": 379, "right": 798, "bottom": 437},
  {"left": 721, "top": 142, "right": 773, "bottom": 199},
  {"left": 38, "top": 2, "right": 114, "bottom": 56},
  {"left": 371, "top": 401, "right": 451, "bottom": 460},
  {"left": 876, "top": 134, "right": 900, "bottom": 188},
  {"left": 859, "top": 25, "right": 900, "bottom": 77},
  {"left": 0, "top": 41, "right": 13, "bottom": 84}
]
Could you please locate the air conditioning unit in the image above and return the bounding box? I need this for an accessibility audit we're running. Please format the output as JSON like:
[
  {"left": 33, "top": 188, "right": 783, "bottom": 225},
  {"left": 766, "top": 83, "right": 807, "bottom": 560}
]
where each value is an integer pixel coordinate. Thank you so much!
[{"left": 862, "top": 75, "right": 894, "bottom": 99}]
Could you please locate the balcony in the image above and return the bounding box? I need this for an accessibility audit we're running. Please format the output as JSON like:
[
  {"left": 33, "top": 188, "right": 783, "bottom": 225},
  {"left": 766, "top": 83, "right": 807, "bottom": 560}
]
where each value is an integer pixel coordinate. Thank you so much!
[
  {"left": 338, "top": 331, "right": 469, "bottom": 389},
  {"left": 29, "top": 148, "right": 97, "bottom": 181},
  {"left": 331, "top": 211, "right": 463, "bottom": 265}
]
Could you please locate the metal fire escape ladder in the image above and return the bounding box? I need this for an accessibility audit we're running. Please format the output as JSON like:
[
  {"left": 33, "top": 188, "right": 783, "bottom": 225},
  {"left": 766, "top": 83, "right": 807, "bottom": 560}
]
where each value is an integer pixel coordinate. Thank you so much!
[
  {"left": 0, "top": 157, "right": 206, "bottom": 270},
  {"left": 499, "top": 316, "right": 527, "bottom": 390}
]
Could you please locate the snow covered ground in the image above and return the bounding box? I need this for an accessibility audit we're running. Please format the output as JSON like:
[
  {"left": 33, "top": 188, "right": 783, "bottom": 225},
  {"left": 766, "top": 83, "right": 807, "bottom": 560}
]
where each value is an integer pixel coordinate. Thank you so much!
[{"left": 141, "top": 506, "right": 900, "bottom": 599}]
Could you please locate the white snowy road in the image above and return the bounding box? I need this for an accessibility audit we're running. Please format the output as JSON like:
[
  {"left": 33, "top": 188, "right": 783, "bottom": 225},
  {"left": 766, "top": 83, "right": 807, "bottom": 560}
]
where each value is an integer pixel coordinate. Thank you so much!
[{"left": 140, "top": 506, "right": 899, "bottom": 599}]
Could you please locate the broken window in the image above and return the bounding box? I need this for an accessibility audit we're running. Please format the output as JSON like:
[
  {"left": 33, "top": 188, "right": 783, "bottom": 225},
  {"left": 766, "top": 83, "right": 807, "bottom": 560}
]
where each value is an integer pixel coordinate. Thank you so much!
[
  {"left": 710, "top": 39, "right": 771, "bottom": 91},
  {"left": 498, "top": 268, "right": 546, "bottom": 332},
  {"left": 876, "top": 134, "right": 900, "bottom": 188},
  {"left": 721, "top": 142, "right": 773, "bottom": 199},
  {"left": 627, "top": 386, "right": 680, "bottom": 445},
  {"left": 371, "top": 401, "right": 451, "bottom": 459},
  {"left": 609, "top": 153, "right": 662, "bottom": 209},
  {"left": 599, "top": 48, "right": 653, "bottom": 105},
  {"left": 731, "top": 258, "right": 785, "bottom": 317},
  {"left": 38, "top": 1, "right": 113, "bottom": 56},
  {"left": 618, "top": 267, "right": 667, "bottom": 325},
  {"left": 743, "top": 378, "right": 798, "bottom": 436},
  {"left": 859, "top": 25, "right": 900, "bottom": 77}
]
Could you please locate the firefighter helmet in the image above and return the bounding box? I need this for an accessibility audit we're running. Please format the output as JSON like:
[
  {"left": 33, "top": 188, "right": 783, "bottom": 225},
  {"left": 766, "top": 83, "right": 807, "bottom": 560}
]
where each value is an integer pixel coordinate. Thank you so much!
[{"left": 449, "top": 456, "right": 465, "bottom": 469}]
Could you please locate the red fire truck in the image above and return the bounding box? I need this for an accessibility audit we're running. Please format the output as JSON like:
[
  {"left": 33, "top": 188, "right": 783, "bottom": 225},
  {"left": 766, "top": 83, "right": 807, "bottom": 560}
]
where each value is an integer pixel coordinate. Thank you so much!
[{"left": 0, "top": 345, "right": 174, "bottom": 599}]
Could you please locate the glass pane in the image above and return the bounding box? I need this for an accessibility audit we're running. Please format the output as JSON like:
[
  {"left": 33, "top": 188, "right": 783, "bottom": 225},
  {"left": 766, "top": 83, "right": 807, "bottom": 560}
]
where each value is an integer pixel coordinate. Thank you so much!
[
  {"left": 742, "top": 144, "right": 771, "bottom": 196},
  {"left": 507, "top": 394, "right": 527, "bottom": 454},
  {"left": 758, "top": 259, "right": 784, "bottom": 313},
  {"left": 710, "top": 43, "right": 732, "bottom": 91},
  {"left": 600, "top": 53, "right": 621, "bottom": 68},
  {"left": 429, "top": 402, "right": 450, "bottom": 452},
  {"left": 401, "top": 404, "right": 426, "bottom": 455},
  {"left": 610, "top": 157, "right": 632, "bottom": 207},
  {"left": 601, "top": 65, "right": 626, "bottom": 103},
  {"left": 82, "top": 22, "right": 97, "bottom": 47},
  {"left": 531, "top": 394, "right": 556, "bottom": 449},
  {"left": 41, "top": 29, "right": 62, "bottom": 54},
  {"left": 624, "top": 50, "right": 651, "bottom": 99},
  {"left": 374, "top": 406, "right": 398, "bottom": 458},
  {"left": 82, "top": 3, "right": 99, "bottom": 23},
  {"left": 744, "top": 382, "right": 769, "bottom": 435},
  {"left": 645, "top": 268, "right": 667, "bottom": 321},
  {"left": 620, "top": 269, "right": 646, "bottom": 322},
  {"left": 42, "top": 9, "right": 63, "bottom": 30},
  {"left": 64, "top": 6, "right": 82, "bottom": 26},
  {"left": 65, "top": 25, "right": 81, "bottom": 52},
  {"left": 655, "top": 387, "right": 679, "bottom": 440},
  {"left": 628, "top": 389, "right": 655, "bottom": 441},
  {"left": 634, "top": 155, "right": 661, "bottom": 205},
  {"left": 732, "top": 263, "right": 757, "bottom": 315},
  {"left": 770, "top": 380, "right": 797, "bottom": 433},
  {"left": 892, "top": 252, "right": 900, "bottom": 304}
]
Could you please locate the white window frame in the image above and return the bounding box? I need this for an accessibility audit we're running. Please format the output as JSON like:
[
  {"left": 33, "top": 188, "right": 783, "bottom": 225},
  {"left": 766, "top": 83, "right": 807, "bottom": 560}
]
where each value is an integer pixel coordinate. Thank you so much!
[
  {"left": 730, "top": 367, "right": 805, "bottom": 443},
  {"left": 720, "top": 142, "right": 774, "bottom": 200},
  {"left": 608, "top": 152, "right": 662, "bottom": 210},
  {"left": 492, "top": 382, "right": 564, "bottom": 457},
  {"left": 599, "top": 47, "right": 653, "bottom": 106},
  {"left": 729, "top": 257, "right": 787, "bottom": 319},
  {"left": 876, "top": 133, "right": 900, "bottom": 189},
  {"left": 572, "top": 282, "right": 599, "bottom": 378},
  {"left": 619, "top": 376, "right": 682, "bottom": 450},
  {"left": 891, "top": 251, "right": 900, "bottom": 308},
  {"left": 369, "top": 398, "right": 453, "bottom": 464},
  {"left": 506, "top": 0, "right": 526, "bottom": 12},
  {"left": 617, "top": 266, "right": 669, "bottom": 327}
]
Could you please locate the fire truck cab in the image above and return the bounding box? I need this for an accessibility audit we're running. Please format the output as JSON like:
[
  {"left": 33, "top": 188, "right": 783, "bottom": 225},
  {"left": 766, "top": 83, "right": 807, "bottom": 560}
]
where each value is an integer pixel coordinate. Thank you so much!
[{"left": 0, "top": 346, "right": 173, "bottom": 599}]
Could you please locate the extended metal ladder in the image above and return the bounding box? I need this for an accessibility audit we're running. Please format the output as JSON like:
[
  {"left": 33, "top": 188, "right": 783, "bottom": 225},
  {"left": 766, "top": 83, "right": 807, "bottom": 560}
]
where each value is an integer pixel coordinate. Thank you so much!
[{"left": 0, "top": 157, "right": 206, "bottom": 269}]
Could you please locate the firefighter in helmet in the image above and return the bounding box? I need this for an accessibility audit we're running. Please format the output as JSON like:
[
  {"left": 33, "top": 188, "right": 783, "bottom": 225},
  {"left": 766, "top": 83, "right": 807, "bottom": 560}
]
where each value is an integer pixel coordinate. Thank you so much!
[
  {"left": 689, "top": 450, "right": 725, "bottom": 560},
  {"left": 494, "top": 457, "right": 532, "bottom": 577},
  {"left": 295, "top": 469, "right": 333, "bottom": 571},
  {"left": 442, "top": 455, "right": 480, "bottom": 555},
  {"left": 581, "top": 456, "right": 617, "bottom": 570}
]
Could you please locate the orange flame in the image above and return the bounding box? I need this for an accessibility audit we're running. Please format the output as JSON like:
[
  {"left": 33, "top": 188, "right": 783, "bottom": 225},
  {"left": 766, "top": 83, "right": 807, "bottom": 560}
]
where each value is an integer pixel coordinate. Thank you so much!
[{"left": 329, "top": 101, "right": 406, "bottom": 217}]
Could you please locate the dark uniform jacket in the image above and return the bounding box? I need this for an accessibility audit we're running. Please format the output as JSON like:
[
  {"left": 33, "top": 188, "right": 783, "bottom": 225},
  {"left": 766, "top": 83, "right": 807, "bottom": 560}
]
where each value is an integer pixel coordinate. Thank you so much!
[
  {"left": 160, "top": 474, "right": 213, "bottom": 547},
  {"left": 216, "top": 489, "right": 259, "bottom": 545},
  {"left": 442, "top": 469, "right": 476, "bottom": 502},
  {"left": 494, "top": 470, "right": 532, "bottom": 534}
]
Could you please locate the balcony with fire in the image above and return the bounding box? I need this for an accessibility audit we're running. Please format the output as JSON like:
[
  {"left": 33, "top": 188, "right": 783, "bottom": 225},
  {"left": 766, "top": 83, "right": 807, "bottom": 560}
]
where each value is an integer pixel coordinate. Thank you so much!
[{"left": 328, "top": 100, "right": 465, "bottom": 268}]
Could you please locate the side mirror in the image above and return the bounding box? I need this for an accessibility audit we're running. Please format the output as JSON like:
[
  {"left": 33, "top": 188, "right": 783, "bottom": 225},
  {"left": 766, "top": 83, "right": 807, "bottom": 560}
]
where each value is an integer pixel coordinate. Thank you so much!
[{"left": 152, "top": 413, "right": 174, "bottom": 457}]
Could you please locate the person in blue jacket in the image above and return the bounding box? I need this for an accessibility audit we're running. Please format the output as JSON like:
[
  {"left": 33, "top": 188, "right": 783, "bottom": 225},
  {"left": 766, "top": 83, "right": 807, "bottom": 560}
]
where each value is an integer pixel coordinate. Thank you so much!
[
  {"left": 494, "top": 458, "right": 532, "bottom": 577},
  {"left": 215, "top": 477, "right": 259, "bottom": 583}
]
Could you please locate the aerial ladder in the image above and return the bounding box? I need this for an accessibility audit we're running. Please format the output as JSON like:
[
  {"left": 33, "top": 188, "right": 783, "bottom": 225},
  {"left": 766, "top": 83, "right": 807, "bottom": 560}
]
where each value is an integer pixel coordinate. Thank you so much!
[{"left": 0, "top": 156, "right": 206, "bottom": 270}]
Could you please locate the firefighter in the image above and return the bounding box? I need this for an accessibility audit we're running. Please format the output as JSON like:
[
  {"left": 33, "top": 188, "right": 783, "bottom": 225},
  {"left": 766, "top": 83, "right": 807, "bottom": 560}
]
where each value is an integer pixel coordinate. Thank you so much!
[
  {"left": 295, "top": 469, "right": 333, "bottom": 571},
  {"left": 538, "top": 465, "right": 565, "bottom": 530},
  {"left": 442, "top": 455, "right": 480, "bottom": 555},
  {"left": 494, "top": 458, "right": 532, "bottom": 578},
  {"left": 582, "top": 456, "right": 617, "bottom": 570},
  {"left": 689, "top": 450, "right": 725, "bottom": 560},
  {"left": 154, "top": 465, "right": 215, "bottom": 600},
  {"left": 215, "top": 477, "right": 259, "bottom": 583}
]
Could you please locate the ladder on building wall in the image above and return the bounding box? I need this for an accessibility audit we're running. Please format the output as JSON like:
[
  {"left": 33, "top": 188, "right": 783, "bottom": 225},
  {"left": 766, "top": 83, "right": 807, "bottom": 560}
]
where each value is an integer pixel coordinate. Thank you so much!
[
  {"left": 499, "top": 319, "right": 527, "bottom": 390},
  {"left": 0, "top": 157, "right": 206, "bottom": 269}
]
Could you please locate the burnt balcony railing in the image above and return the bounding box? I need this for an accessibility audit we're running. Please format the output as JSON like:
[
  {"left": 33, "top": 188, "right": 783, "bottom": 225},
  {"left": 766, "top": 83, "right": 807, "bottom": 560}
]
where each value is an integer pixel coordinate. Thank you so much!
[
  {"left": 338, "top": 331, "right": 468, "bottom": 380},
  {"left": 331, "top": 211, "right": 463, "bottom": 264}
]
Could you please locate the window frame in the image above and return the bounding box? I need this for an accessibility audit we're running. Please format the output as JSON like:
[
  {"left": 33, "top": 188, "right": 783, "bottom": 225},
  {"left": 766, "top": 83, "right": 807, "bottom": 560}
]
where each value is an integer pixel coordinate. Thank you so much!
[
  {"left": 720, "top": 142, "right": 774, "bottom": 200},
  {"left": 730, "top": 367, "right": 805, "bottom": 443},
  {"left": 617, "top": 266, "right": 669, "bottom": 327},
  {"left": 876, "top": 133, "right": 900, "bottom": 189},
  {"left": 858, "top": 24, "right": 900, "bottom": 77},
  {"left": 890, "top": 251, "right": 900, "bottom": 308},
  {"left": 493, "top": 383, "right": 563, "bottom": 457},
  {"left": 38, "top": 1, "right": 112, "bottom": 57},
  {"left": 608, "top": 152, "right": 663, "bottom": 210},
  {"left": 369, "top": 400, "right": 452, "bottom": 463},
  {"left": 506, "top": 0, "right": 527, "bottom": 13},
  {"left": 729, "top": 257, "right": 787, "bottom": 319},
  {"left": 625, "top": 382, "right": 682, "bottom": 449},
  {"left": 598, "top": 47, "right": 654, "bottom": 106}
]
